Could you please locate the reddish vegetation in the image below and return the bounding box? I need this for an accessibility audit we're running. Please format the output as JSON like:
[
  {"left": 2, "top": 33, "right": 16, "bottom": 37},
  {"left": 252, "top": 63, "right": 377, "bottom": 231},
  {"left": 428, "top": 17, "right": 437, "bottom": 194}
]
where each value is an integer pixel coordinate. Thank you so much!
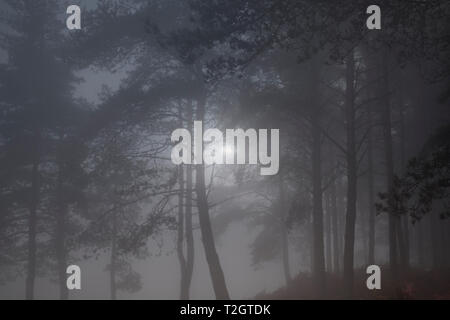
[{"left": 255, "top": 267, "right": 450, "bottom": 300}]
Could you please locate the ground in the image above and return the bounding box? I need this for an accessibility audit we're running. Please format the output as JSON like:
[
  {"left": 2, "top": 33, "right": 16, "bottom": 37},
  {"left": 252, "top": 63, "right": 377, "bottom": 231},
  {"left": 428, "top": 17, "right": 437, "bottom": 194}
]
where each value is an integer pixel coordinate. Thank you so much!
[{"left": 255, "top": 267, "right": 450, "bottom": 300}]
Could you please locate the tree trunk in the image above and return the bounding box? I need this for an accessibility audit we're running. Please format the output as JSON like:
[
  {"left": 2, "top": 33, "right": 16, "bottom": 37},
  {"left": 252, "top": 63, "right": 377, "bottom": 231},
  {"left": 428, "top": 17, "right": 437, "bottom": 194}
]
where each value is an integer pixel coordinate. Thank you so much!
[
  {"left": 396, "top": 217, "right": 407, "bottom": 275},
  {"left": 305, "top": 56, "right": 326, "bottom": 296},
  {"left": 325, "top": 192, "right": 333, "bottom": 273},
  {"left": 311, "top": 106, "right": 326, "bottom": 296},
  {"left": 399, "top": 105, "right": 410, "bottom": 270},
  {"left": 358, "top": 198, "right": 368, "bottom": 265},
  {"left": 308, "top": 211, "right": 314, "bottom": 274},
  {"left": 430, "top": 212, "right": 443, "bottom": 269},
  {"left": 177, "top": 165, "right": 188, "bottom": 299},
  {"left": 337, "top": 177, "right": 346, "bottom": 272},
  {"left": 195, "top": 96, "right": 230, "bottom": 300},
  {"left": 363, "top": 44, "right": 377, "bottom": 267},
  {"left": 184, "top": 102, "right": 195, "bottom": 299},
  {"left": 279, "top": 175, "right": 291, "bottom": 285},
  {"left": 343, "top": 51, "right": 358, "bottom": 298},
  {"left": 56, "top": 167, "right": 68, "bottom": 300},
  {"left": 439, "top": 217, "right": 446, "bottom": 268},
  {"left": 331, "top": 171, "right": 340, "bottom": 274},
  {"left": 110, "top": 210, "right": 117, "bottom": 300},
  {"left": 367, "top": 110, "right": 376, "bottom": 265},
  {"left": 417, "top": 220, "right": 425, "bottom": 268},
  {"left": 26, "top": 133, "right": 40, "bottom": 300},
  {"left": 381, "top": 51, "right": 398, "bottom": 279}
]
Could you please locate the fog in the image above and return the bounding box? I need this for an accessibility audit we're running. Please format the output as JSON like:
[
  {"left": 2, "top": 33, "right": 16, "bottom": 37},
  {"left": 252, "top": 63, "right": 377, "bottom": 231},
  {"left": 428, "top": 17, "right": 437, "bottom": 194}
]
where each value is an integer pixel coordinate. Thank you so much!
[{"left": 0, "top": 0, "right": 449, "bottom": 300}]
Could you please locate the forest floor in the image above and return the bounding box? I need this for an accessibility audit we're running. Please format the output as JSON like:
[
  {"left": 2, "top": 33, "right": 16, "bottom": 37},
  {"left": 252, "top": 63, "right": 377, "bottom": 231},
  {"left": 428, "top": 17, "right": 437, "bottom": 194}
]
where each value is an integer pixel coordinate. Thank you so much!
[{"left": 255, "top": 267, "right": 450, "bottom": 300}]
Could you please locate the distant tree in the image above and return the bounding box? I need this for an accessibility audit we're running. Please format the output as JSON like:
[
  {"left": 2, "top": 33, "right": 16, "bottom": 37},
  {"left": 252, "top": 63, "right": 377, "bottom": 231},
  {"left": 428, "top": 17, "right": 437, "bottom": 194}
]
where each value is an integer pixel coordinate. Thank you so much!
[
  {"left": 376, "top": 125, "right": 450, "bottom": 223},
  {"left": 79, "top": 127, "right": 175, "bottom": 299},
  {"left": 0, "top": 0, "right": 86, "bottom": 299}
]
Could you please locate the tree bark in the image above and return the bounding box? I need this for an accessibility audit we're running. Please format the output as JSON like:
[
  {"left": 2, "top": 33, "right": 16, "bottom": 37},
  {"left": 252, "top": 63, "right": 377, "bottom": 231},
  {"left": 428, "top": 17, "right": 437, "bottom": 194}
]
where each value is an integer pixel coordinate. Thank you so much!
[
  {"left": 381, "top": 51, "right": 398, "bottom": 279},
  {"left": 56, "top": 167, "right": 68, "bottom": 300},
  {"left": 358, "top": 198, "right": 368, "bottom": 265},
  {"left": 363, "top": 44, "right": 377, "bottom": 267},
  {"left": 325, "top": 192, "right": 333, "bottom": 273},
  {"left": 183, "top": 104, "right": 195, "bottom": 299},
  {"left": 306, "top": 57, "right": 326, "bottom": 296},
  {"left": 343, "top": 51, "right": 358, "bottom": 298},
  {"left": 311, "top": 104, "right": 326, "bottom": 296},
  {"left": 195, "top": 96, "right": 230, "bottom": 300},
  {"left": 399, "top": 104, "right": 410, "bottom": 270},
  {"left": 279, "top": 175, "right": 291, "bottom": 285},
  {"left": 367, "top": 110, "right": 376, "bottom": 265},
  {"left": 26, "top": 132, "right": 40, "bottom": 300},
  {"left": 177, "top": 165, "right": 188, "bottom": 299},
  {"left": 416, "top": 220, "right": 425, "bottom": 268},
  {"left": 337, "top": 177, "right": 346, "bottom": 272},
  {"left": 331, "top": 171, "right": 340, "bottom": 274},
  {"left": 110, "top": 210, "right": 117, "bottom": 300}
]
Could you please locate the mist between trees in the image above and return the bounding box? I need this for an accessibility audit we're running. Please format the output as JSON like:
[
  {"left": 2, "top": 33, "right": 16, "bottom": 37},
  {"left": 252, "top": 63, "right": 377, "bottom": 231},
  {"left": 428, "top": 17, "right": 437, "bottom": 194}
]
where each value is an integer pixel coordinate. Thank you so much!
[{"left": 0, "top": 0, "right": 449, "bottom": 300}]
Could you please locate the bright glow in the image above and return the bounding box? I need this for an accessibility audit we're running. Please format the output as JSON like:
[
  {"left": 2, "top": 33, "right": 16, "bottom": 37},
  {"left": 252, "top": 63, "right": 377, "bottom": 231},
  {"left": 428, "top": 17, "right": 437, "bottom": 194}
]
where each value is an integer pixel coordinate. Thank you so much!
[{"left": 223, "top": 144, "right": 235, "bottom": 157}]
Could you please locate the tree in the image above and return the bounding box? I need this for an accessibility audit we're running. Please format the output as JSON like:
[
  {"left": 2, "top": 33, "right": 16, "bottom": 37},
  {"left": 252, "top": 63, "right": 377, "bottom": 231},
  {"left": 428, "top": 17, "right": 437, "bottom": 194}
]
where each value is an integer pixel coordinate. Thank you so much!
[
  {"left": 376, "top": 125, "right": 450, "bottom": 224},
  {"left": 0, "top": 0, "right": 84, "bottom": 299},
  {"left": 79, "top": 125, "right": 175, "bottom": 299}
]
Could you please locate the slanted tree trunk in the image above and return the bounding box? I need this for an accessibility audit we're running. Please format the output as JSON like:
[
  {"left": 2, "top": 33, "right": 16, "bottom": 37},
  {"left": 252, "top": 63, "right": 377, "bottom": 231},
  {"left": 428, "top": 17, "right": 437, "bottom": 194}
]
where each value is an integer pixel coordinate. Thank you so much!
[
  {"left": 177, "top": 165, "right": 188, "bottom": 299},
  {"left": 195, "top": 96, "right": 230, "bottom": 300},
  {"left": 343, "top": 51, "right": 358, "bottom": 298},
  {"left": 26, "top": 132, "right": 40, "bottom": 300},
  {"left": 279, "top": 175, "right": 291, "bottom": 285},
  {"left": 177, "top": 102, "right": 194, "bottom": 300},
  {"left": 183, "top": 102, "right": 195, "bottom": 299}
]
